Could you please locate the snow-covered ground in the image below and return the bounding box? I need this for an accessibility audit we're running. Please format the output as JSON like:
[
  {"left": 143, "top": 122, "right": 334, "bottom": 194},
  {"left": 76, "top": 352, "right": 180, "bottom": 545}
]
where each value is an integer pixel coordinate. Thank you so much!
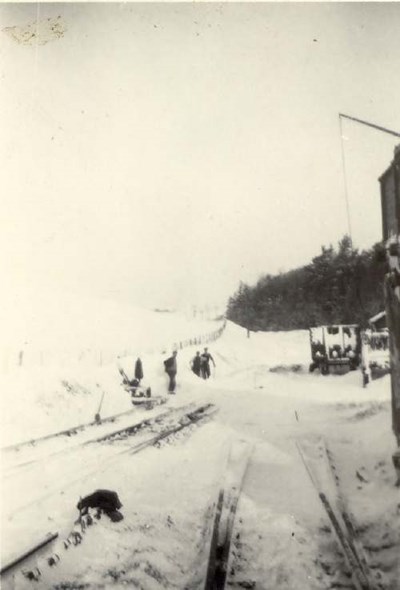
[
  {"left": 1, "top": 313, "right": 399, "bottom": 590},
  {"left": 0, "top": 297, "right": 221, "bottom": 446}
]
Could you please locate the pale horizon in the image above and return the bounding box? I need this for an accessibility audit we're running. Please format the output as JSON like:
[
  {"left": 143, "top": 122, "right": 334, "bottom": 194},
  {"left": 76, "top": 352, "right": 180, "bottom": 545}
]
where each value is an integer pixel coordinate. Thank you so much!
[{"left": 2, "top": 2, "right": 400, "bottom": 311}]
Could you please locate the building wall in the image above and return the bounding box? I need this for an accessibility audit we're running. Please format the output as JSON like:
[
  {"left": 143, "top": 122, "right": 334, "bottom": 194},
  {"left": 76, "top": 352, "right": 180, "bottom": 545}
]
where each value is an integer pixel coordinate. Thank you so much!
[
  {"left": 380, "top": 146, "right": 400, "bottom": 446},
  {"left": 380, "top": 171, "right": 398, "bottom": 239}
]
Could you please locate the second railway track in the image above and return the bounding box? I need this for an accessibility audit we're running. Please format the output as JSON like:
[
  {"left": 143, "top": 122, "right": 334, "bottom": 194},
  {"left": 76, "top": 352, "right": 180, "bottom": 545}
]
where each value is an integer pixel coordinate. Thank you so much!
[{"left": 2, "top": 400, "right": 206, "bottom": 477}]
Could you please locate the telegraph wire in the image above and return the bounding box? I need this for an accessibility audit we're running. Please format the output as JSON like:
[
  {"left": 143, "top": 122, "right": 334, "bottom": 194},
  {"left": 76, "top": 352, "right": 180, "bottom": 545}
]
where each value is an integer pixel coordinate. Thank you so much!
[{"left": 338, "top": 113, "right": 400, "bottom": 249}]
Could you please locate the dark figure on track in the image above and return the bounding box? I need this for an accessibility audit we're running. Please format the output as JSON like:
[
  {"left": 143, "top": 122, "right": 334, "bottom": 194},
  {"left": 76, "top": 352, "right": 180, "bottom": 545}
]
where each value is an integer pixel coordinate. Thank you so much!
[
  {"left": 191, "top": 351, "right": 202, "bottom": 377},
  {"left": 77, "top": 489, "right": 123, "bottom": 522},
  {"left": 200, "top": 347, "right": 216, "bottom": 379},
  {"left": 134, "top": 357, "right": 143, "bottom": 384},
  {"left": 164, "top": 350, "right": 178, "bottom": 394}
]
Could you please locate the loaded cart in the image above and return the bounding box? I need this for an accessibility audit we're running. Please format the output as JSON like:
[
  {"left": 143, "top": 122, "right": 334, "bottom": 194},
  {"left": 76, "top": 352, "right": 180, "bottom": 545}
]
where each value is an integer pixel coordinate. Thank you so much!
[
  {"left": 118, "top": 366, "right": 152, "bottom": 404},
  {"left": 309, "top": 324, "right": 361, "bottom": 375}
]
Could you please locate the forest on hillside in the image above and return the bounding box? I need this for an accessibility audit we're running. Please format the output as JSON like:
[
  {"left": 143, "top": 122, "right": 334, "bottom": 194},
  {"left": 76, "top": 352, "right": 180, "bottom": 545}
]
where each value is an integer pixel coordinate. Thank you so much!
[{"left": 226, "top": 236, "right": 386, "bottom": 331}]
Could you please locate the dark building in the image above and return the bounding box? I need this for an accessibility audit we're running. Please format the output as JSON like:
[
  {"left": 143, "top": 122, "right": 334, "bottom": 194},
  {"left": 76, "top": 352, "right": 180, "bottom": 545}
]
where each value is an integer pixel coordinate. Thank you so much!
[
  {"left": 379, "top": 145, "right": 400, "bottom": 480},
  {"left": 379, "top": 145, "right": 400, "bottom": 240}
]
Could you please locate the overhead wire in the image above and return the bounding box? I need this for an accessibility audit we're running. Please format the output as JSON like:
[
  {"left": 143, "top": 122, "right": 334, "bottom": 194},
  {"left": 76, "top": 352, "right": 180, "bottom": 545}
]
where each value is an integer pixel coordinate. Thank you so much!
[{"left": 338, "top": 113, "right": 400, "bottom": 250}]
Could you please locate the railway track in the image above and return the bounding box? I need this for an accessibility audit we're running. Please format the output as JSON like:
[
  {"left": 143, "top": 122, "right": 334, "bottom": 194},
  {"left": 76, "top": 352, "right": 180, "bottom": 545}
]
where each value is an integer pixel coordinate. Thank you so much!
[
  {"left": 1, "top": 395, "right": 167, "bottom": 455},
  {"left": 204, "top": 440, "right": 253, "bottom": 590},
  {"left": 3, "top": 402, "right": 217, "bottom": 512},
  {"left": 1, "top": 407, "right": 138, "bottom": 453},
  {"left": 204, "top": 435, "right": 384, "bottom": 590},
  {"left": 296, "top": 437, "right": 378, "bottom": 590},
  {"left": 1, "top": 401, "right": 189, "bottom": 478},
  {"left": 1, "top": 434, "right": 251, "bottom": 590},
  {"left": 0, "top": 401, "right": 217, "bottom": 586},
  {"left": 2, "top": 421, "right": 384, "bottom": 589}
]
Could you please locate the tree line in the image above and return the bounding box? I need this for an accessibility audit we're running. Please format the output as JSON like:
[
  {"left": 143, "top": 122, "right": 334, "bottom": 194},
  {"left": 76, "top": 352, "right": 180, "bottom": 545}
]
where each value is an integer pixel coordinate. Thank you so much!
[{"left": 226, "top": 236, "right": 386, "bottom": 331}]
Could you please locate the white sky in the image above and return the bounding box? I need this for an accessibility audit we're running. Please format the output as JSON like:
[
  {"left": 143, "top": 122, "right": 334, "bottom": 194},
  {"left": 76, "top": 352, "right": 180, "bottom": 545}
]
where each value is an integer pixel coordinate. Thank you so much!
[{"left": 1, "top": 2, "right": 400, "bottom": 310}]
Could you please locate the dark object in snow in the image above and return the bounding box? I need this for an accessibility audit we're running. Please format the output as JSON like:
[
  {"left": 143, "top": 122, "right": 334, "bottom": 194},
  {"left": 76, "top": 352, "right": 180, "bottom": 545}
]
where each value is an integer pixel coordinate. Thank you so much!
[
  {"left": 108, "top": 510, "right": 124, "bottom": 522},
  {"left": 22, "top": 568, "right": 41, "bottom": 581},
  {"left": 356, "top": 469, "right": 369, "bottom": 483},
  {"left": 77, "top": 489, "right": 123, "bottom": 521},
  {"left": 392, "top": 449, "right": 400, "bottom": 486},
  {"left": 135, "top": 357, "right": 144, "bottom": 382},
  {"left": 47, "top": 554, "right": 60, "bottom": 567},
  {"left": 70, "top": 531, "right": 82, "bottom": 545}
]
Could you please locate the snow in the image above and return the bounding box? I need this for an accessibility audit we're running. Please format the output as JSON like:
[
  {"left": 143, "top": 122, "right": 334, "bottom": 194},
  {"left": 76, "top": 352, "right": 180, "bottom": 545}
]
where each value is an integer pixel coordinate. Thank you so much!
[{"left": 1, "top": 310, "right": 399, "bottom": 589}]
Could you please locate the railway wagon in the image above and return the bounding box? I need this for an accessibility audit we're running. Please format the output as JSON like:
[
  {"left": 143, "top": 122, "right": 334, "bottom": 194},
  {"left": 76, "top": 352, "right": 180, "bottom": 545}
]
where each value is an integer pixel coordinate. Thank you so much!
[{"left": 309, "top": 324, "right": 361, "bottom": 375}]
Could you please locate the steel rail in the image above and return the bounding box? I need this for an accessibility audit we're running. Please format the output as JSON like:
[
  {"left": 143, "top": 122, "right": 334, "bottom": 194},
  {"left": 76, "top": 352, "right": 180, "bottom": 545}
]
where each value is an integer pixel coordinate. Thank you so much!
[
  {"left": 84, "top": 401, "right": 201, "bottom": 445},
  {"left": 296, "top": 439, "right": 376, "bottom": 590},
  {"left": 1, "top": 406, "right": 139, "bottom": 452},
  {"left": 204, "top": 441, "right": 252, "bottom": 590},
  {"left": 2, "top": 404, "right": 177, "bottom": 476},
  {"left": 0, "top": 532, "right": 58, "bottom": 575}
]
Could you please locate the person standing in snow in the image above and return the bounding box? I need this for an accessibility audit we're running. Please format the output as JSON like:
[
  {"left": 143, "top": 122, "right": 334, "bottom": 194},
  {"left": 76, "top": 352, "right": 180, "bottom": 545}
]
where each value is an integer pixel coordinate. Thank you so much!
[
  {"left": 164, "top": 350, "right": 178, "bottom": 394},
  {"left": 191, "top": 351, "right": 202, "bottom": 377},
  {"left": 200, "top": 347, "right": 216, "bottom": 379},
  {"left": 134, "top": 357, "right": 143, "bottom": 384}
]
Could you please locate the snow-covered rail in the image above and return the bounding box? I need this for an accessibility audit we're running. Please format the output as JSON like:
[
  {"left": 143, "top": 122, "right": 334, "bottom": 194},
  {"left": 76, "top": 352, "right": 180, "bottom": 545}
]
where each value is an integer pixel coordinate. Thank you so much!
[
  {"left": 204, "top": 440, "right": 252, "bottom": 590},
  {"left": 3, "top": 403, "right": 217, "bottom": 501},
  {"left": 0, "top": 532, "right": 59, "bottom": 577},
  {"left": 296, "top": 439, "right": 377, "bottom": 590},
  {"left": 2, "top": 403, "right": 172, "bottom": 477},
  {"left": 1, "top": 406, "right": 141, "bottom": 453}
]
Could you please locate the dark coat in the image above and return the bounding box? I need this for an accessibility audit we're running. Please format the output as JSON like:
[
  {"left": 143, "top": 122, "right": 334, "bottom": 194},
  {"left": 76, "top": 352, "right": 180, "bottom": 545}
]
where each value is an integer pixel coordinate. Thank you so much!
[
  {"left": 134, "top": 358, "right": 144, "bottom": 380},
  {"left": 77, "top": 489, "right": 122, "bottom": 514},
  {"left": 192, "top": 355, "right": 201, "bottom": 374},
  {"left": 164, "top": 355, "right": 177, "bottom": 374}
]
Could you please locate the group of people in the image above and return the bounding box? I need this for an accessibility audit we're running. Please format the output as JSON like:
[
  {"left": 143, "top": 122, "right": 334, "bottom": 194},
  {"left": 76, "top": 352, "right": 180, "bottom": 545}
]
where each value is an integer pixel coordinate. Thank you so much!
[
  {"left": 190, "top": 348, "right": 216, "bottom": 379},
  {"left": 121, "top": 349, "right": 218, "bottom": 398},
  {"left": 163, "top": 347, "right": 216, "bottom": 394}
]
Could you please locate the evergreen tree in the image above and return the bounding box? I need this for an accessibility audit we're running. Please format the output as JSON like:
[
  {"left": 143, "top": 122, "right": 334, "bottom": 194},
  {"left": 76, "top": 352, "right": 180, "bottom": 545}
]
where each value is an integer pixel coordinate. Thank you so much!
[{"left": 226, "top": 236, "right": 385, "bottom": 331}]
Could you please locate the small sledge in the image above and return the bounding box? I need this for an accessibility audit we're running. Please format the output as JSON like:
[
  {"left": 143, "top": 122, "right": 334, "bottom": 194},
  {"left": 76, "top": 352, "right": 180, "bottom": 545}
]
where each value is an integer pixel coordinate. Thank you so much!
[{"left": 118, "top": 366, "right": 160, "bottom": 408}]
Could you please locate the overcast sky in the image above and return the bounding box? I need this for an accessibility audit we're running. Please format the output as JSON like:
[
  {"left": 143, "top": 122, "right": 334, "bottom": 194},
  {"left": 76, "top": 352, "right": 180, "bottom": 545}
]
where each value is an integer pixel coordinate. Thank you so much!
[{"left": 2, "top": 2, "right": 400, "bottom": 311}]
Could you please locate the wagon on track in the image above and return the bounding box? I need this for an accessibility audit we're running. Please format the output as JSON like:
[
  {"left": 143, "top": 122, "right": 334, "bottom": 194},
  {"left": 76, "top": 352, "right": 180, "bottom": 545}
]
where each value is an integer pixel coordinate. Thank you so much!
[{"left": 309, "top": 324, "right": 361, "bottom": 375}]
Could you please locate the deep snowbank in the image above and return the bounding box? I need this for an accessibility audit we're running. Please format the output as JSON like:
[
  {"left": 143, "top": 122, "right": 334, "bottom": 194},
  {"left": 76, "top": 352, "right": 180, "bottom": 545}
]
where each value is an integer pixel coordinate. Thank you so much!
[
  {"left": 1, "top": 315, "right": 398, "bottom": 590},
  {"left": 0, "top": 302, "right": 224, "bottom": 445}
]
